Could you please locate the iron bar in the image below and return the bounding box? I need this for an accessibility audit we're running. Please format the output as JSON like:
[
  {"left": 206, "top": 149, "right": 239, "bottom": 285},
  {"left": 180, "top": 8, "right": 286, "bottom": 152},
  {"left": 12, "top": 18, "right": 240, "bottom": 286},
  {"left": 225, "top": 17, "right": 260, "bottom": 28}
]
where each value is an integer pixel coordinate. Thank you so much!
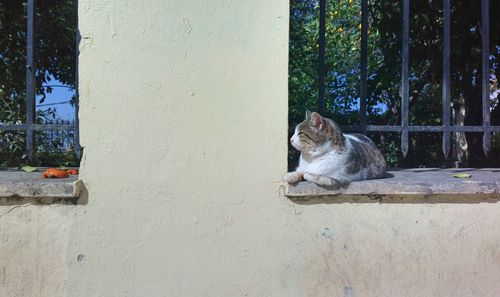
[
  {"left": 442, "top": 0, "right": 451, "bottom": 159},
  {"left": 359, "top": 0, "right": 368, "bottom": 134},
  {"left": 401, "top": 0, "right": 410, "bottom": 157},
  {"left": 26, "top": 0, "right": 36, "bottom": 163},
  {"left": 0, "top": 124, "right": 76, "bottom": 131},
  {"left": 75, "top": 17, "right": 81, "bottom": 158},
  {"left": 318, "top": 0, "right": 326, "bottom": 114},
  {"left": 340, "top": 125, "right": 500, "bottom": 133},
  {"left": 32, "top": 124, "right": 76, "bottom": 131},
  {"left": 481, "top": 0, "right": 491, "bottom": 156}
]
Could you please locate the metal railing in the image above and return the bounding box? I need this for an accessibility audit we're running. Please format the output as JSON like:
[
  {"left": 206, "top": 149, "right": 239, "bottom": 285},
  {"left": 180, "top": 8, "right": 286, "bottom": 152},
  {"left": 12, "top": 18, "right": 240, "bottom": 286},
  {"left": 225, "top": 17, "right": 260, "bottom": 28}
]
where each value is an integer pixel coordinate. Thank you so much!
[
  {"left": 317, "top": 0, "right": 498, "bottom": 158},
  {"left": 0, "top": 0, "right": 80, "bottom": 163}
]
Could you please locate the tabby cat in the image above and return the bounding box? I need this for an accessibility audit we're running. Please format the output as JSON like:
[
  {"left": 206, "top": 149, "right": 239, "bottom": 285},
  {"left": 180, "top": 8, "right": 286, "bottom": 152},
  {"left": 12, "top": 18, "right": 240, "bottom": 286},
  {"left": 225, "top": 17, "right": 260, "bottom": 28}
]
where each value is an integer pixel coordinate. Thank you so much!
[{"left": 284, "top": 111, "right": 386, "bottom": 187}]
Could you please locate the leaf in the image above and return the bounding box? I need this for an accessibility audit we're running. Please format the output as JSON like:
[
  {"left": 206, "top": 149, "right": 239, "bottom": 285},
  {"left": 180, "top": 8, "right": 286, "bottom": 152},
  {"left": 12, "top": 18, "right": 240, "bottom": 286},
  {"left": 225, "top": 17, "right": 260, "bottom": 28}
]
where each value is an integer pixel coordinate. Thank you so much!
[
  {"left": 20, "top": 165, "right": 39, "bottom": 172},
  {"left": 452, "top": 173, "right": 472, "bottom": 178},
  {"left": 39, "top": 93, "right": 46, "bottom": 104}
]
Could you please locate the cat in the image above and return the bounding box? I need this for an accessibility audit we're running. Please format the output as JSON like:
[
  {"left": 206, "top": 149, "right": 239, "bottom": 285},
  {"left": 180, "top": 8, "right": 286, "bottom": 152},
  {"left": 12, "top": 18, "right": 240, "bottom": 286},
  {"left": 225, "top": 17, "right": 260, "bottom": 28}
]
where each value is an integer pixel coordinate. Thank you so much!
[{"left": 283, "top": 111, "right": 386, "bottom": 187}]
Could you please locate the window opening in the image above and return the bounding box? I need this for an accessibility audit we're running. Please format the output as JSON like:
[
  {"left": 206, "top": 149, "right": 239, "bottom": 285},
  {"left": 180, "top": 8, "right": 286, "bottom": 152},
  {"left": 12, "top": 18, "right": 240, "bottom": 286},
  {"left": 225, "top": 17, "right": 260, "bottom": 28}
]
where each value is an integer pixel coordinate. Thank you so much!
[
  {"left": 289, "top": 0, "right": 499, "bottom": 169},
  {"left": 0, "top": 0, "right": 80, "bottom": 167}
]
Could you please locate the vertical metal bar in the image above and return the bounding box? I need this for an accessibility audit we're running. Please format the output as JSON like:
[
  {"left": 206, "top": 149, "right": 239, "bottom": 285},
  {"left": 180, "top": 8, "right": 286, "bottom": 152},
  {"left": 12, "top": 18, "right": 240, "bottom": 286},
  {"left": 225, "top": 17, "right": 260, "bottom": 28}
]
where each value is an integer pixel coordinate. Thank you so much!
[
  {"left": 481, "top": 0, "right": 490, "bottom": 156},
  {"left": 74, "top": 8, "right": 81, "bottom": 159},
  {"left": 26, "top": 0, "right": 36, "bottom": 163},
  {"left": 318, "top": 0, "right": 326, "bottom": 114},
  {"left": 359, "top": 0, "right": 368, "bottom": 134},
  {"left": 442, "top": 0, "right": 451, "bottom": 159},
  {"left": 401, "top": 0, "right": 410, "bottom": 157}
]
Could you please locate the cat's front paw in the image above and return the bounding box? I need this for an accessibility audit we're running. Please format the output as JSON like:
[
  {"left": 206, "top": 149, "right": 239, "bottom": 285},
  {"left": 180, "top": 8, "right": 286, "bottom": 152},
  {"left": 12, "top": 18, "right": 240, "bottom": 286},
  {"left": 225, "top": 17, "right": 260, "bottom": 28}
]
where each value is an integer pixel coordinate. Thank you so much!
[
  {"left": 303, "top": 173, "right": 341, "bottom": 187},
  {"left": 283, "top": 172, "right": 304, "bottom": 184}
]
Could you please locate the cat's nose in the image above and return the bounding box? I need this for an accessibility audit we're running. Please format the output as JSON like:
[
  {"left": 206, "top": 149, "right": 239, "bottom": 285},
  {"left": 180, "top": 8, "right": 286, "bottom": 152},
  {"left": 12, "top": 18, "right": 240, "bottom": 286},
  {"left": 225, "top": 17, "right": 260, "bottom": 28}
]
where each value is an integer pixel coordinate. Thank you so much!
[{"left": 290, "top": 137, "right": 293, "bottom": 143}]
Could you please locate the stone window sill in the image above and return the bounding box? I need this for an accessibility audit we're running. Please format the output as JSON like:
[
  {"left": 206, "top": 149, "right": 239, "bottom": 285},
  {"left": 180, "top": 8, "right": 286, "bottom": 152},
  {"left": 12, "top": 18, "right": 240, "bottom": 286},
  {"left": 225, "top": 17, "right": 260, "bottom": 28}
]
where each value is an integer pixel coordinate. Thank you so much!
[
  {"left": 285, "top": 168, "right": 500, "bottom": 203},
  {"left": 0, "top": 170, "right": 82, "bottom": 204}
]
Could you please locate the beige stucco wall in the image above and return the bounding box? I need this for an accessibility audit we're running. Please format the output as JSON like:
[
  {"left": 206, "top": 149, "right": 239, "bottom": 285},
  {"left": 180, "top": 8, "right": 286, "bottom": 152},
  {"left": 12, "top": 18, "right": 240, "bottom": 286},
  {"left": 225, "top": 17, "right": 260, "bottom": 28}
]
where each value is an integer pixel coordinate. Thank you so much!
[{"left": 1, "top": 0, "right": 500, "bottom": 296}]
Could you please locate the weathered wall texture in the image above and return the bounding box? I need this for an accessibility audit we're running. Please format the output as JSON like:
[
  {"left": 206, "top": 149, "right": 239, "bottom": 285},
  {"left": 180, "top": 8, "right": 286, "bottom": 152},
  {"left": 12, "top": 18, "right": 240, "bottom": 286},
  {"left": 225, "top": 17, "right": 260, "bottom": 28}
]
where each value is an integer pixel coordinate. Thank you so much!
[{"left": 1, "top": 0, "right": 500, "bottom": 296}]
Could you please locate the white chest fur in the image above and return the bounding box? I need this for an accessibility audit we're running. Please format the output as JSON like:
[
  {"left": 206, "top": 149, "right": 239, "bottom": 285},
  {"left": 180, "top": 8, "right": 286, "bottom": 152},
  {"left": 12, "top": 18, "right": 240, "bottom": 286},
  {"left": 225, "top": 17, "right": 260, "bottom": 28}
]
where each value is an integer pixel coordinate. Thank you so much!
[{"left": 296, "top": 136, "right": 368, "bottom": 182}]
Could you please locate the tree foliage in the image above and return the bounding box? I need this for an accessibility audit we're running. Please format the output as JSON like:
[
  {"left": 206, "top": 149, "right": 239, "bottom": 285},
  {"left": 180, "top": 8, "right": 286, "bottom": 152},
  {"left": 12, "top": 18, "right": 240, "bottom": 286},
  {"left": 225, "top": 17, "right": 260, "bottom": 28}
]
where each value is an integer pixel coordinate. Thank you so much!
[{"left": 289, "top": 0, "right": 500, "bottom": 168}]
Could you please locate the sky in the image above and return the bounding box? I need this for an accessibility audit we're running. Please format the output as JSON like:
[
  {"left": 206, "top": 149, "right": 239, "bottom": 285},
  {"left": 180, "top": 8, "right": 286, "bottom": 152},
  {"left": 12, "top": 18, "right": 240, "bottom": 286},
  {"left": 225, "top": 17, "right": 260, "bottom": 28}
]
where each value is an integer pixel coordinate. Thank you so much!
[{"left": 36, "top": 79, "right": 76, "bottom": 121}]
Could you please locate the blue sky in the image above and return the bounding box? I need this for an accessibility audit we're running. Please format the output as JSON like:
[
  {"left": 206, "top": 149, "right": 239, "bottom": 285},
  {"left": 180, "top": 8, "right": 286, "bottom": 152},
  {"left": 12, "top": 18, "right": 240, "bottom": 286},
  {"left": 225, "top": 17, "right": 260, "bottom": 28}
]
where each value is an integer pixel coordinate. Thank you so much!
[{"left": 36, "top": 79, "right": 76, "bottom": 121}]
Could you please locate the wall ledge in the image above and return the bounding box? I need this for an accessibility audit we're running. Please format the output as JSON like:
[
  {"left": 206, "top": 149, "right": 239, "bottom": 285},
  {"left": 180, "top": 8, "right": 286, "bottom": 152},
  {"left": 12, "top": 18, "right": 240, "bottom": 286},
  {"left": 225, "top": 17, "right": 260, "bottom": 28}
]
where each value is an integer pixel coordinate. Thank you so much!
[
  {"left": 0, "top": 170, "right": 82, "bottom": 204},
  {"left": 285, "top": 168, "right": 500, "bottom": 204}
]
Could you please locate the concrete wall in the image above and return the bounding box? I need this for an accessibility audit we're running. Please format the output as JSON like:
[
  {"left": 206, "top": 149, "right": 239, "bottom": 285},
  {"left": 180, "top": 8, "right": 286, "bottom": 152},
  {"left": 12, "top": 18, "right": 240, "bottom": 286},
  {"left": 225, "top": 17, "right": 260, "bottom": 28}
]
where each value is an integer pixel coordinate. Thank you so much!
[{"left": 1, "top": 0, "right": 500, "bottom": 296}]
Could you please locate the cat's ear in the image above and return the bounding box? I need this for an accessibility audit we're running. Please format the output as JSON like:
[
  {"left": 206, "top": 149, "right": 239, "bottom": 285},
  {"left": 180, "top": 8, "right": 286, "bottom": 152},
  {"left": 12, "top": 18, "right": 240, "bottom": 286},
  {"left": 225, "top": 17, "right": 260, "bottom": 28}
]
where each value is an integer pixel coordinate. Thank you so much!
[
  {"left": 305, "top": 110, "right": 312, "bottom": 120},
  {"left": 310, "top": 112, "right": 323, "bottom": 128}
]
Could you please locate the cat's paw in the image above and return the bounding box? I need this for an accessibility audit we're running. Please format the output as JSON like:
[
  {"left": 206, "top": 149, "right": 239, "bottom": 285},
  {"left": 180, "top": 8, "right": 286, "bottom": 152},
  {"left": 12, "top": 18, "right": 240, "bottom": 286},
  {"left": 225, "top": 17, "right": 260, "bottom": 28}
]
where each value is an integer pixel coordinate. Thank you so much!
[
  {"left": 283, "top": 172, "right": 304, "bottom": 184},
  {"left": 302, "top": 173, "right": 318, "bottom": 183},
  {"left": 303, "top": 173, "right": 340, "bottom": 187}
]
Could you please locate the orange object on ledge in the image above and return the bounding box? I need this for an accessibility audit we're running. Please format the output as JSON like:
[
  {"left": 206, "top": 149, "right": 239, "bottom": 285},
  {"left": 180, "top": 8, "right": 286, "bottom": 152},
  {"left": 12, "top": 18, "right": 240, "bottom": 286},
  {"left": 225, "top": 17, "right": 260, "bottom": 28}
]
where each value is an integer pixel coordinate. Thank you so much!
[{"left": 42, "top": 168, "right": 70, "bottom": 178}]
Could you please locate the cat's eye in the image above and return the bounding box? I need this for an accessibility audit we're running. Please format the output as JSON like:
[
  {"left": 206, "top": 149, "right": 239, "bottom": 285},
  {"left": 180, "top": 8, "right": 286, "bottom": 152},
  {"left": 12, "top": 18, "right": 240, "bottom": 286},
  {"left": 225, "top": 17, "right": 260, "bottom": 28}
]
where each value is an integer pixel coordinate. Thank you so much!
[{"left": 297, "top": 132, "right": 304, "bottom": 136}]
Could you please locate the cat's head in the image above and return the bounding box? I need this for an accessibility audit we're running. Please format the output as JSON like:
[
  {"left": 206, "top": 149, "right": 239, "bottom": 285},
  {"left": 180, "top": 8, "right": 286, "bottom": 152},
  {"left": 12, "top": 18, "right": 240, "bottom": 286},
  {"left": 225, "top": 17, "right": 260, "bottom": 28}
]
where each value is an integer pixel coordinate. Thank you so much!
[{"left": 290, "top": 111, "right": 344, "bottom": 156}]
